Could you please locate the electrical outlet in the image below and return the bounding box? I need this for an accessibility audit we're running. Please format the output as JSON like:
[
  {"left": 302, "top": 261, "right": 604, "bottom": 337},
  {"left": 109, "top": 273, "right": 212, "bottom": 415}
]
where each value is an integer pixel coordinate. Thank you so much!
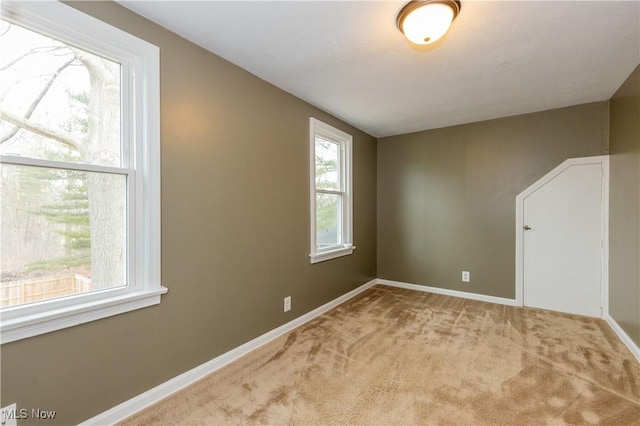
[
  {"left": 1, "top": 403, "right": 18, "bottom": 426},
  {"left": 462, "top": 271, "right": 470, "bottom": 282},
  {"left": 284, "top": 296, "right": 291, "bottom": 312}
]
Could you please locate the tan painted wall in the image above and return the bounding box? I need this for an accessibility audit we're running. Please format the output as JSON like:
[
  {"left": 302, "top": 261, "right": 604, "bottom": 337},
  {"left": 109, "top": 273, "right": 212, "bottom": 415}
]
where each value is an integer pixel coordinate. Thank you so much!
[
  {"left": 378, "top": 102, "right": 609, "bottom": 299},
  {"left": 609, "top": 64, "right": 640, "bottom": 346},
  {"left": 0, "top": 2, "right": 377, "bottom": 424}
]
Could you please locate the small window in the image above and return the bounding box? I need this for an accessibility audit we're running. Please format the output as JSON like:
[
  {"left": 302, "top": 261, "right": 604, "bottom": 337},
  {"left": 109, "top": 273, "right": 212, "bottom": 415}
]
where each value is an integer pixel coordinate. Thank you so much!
[
  {"left": 0, "top": 1, "right": 164, "bottom": 343},
  {"left": 309, "top": 118, "right": 354, "bottom": 263}
]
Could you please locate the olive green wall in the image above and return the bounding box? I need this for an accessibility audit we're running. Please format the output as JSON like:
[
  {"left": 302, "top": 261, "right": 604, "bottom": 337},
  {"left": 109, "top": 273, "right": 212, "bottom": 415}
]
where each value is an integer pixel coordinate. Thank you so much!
[
  {"left": 1, "top": 1, "right": 636, "bottom": 424},
  {"left": 0, "top": 2, "right": 377, "bottom": 424},
  {"left": 377, "top": 102, "right": 609, "bottom": 299},
  {"left": 609, "top": 64, "right": 640, "bottom": 346}
]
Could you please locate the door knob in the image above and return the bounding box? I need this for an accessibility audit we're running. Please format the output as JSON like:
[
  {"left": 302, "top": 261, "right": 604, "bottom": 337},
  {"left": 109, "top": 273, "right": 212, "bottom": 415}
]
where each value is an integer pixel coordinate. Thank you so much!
[{"left": 523, "top": 225, "right": 532, "bottom": 230}]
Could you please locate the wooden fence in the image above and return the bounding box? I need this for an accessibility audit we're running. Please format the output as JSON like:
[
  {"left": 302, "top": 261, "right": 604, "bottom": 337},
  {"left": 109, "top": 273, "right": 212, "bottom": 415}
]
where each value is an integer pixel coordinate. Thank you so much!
[{"left": 1, "top": 274, "right": 92, "bottom": 307}]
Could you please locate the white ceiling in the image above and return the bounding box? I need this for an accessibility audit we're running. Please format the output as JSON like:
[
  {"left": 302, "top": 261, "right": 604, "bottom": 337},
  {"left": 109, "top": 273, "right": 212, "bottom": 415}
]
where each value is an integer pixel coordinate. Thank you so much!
[{"left": 117, "top": 1, "right": 640, "bottom": 138}]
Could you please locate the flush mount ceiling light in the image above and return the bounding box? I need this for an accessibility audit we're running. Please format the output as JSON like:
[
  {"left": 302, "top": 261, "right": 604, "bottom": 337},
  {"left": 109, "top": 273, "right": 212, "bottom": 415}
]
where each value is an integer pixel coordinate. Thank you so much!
[{"left": 397, "top": 0, "right": 461, "bottom": 45}]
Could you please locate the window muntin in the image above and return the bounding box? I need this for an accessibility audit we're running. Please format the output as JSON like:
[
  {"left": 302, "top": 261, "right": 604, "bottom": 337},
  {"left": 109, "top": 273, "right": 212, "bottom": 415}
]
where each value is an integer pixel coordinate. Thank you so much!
[
  {"left": 309, "top": 118, "right": 353, "bottom": 263},
  {"left": 0, "top": 0, "right": 164, "bottom": 343}
]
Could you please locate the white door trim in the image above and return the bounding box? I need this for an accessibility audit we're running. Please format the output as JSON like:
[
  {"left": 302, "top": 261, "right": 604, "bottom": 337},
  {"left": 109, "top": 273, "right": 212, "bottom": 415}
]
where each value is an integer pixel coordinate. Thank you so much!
[{"left": 515, "top": 155, "right": 609, "bottom": 316}]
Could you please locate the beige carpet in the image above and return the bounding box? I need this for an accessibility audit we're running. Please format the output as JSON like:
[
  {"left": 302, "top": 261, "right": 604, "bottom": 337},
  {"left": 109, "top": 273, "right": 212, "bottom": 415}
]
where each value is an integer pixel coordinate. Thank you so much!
[{"left": 120, "top": 285, "right": 640, "bottom": 425}]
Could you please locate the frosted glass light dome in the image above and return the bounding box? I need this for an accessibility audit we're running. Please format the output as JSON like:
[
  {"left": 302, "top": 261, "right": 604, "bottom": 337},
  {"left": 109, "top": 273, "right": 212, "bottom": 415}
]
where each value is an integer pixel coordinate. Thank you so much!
[{"left": 397, "top": 1, "right": 461, "bottom": 45}]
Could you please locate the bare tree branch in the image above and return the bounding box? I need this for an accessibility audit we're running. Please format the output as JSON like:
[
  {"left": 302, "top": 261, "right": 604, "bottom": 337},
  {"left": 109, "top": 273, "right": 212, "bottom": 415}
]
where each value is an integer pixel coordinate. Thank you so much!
[
  {"left": 0, "top": 109, "right": 82, "bottom": 151},
  {"left": 0, "top": 57, "right": 76, "bottom": 144},
  {"left": 1, "top": 57, "right": 76, "bottom": 144},
  {"left": 0, "top": 46, "right": 69, "bottom": 72}
]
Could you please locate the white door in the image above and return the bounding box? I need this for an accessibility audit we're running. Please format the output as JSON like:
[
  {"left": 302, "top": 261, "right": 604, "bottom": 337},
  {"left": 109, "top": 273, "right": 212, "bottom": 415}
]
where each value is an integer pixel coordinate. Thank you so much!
[{"left": 522, "top": 163, "right": 603, "bottom": 317}]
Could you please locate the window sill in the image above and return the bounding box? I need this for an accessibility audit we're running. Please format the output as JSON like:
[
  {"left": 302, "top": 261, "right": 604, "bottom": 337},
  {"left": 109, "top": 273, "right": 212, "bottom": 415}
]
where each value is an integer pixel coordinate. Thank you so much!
[
  {"left": 0, "top": 286, "right": 168, "bottom": 344},
  {"left": 310, "top": 245, "right": 355, "bottom": 264}
]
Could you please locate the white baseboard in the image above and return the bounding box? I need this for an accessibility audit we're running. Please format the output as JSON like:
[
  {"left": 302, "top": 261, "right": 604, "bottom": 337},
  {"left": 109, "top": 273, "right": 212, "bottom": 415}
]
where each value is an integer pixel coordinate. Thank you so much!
[
  {"left": 80, "top": 278, "right": 378, "bottom": 426},
  {"left": 377, "top": 278, "right": 520, "bottom": 306},
  {"left": 604, "top": 314, "right": 640, "bottom": 362}
]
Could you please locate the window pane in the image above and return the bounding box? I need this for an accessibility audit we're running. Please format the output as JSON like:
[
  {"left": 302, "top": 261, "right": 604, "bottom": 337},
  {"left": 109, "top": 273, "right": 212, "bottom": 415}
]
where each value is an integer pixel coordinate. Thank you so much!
[
  {"left": 0, "top": 20, "right": 121, "bottom": 167},
  {"left": 316, "top": 192, "right": 342, "bottom": 249},
  {"left": 1, "top": 164, "right": 127, "bottom": 308},
  {"left": 315, "top": 136, "right": 340, "bottom": 190}
]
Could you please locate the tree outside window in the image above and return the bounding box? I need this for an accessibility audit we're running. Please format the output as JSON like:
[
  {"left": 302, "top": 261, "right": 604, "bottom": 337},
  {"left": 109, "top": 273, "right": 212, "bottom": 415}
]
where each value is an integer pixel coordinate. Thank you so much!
[{"left": 1, "top": 20, "right": 126, "bottom": 307}]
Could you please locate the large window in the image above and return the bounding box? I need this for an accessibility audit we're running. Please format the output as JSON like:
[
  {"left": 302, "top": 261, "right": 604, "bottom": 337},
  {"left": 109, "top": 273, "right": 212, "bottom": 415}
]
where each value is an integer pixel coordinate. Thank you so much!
[
  {"left": 0, "top": 1, "right": 164, "bottom": 343},
  {"left": 309, "top": 118, "right": 353, "bottom": 263}
]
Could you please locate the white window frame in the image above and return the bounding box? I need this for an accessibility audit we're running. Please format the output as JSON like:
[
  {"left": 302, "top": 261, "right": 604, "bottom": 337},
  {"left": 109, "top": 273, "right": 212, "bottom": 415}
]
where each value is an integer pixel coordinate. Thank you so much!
[
  {"left": 0, "top": 1, "right": 165, "bottom": 344},
  {"left": 309, "top": 118, "right": 354, "bottom": 263}
]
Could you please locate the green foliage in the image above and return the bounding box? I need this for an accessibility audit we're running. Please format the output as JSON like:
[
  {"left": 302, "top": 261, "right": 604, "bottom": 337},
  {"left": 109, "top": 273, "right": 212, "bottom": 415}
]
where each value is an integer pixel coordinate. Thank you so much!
[
  {"left": 43, "top": 175, "right": 89, "bottom": 250},
  {"left": 23, "top": 255, "right": 91, "bottom": 273},
  {"left": 315, "top": 156, "right": 337, "bottom": 190},
  {"left": 316, "top": 194, "right": 338, "bottom": 235},
  {"left": 24, "top": 167, "right": 91, "bottom": 272}
]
